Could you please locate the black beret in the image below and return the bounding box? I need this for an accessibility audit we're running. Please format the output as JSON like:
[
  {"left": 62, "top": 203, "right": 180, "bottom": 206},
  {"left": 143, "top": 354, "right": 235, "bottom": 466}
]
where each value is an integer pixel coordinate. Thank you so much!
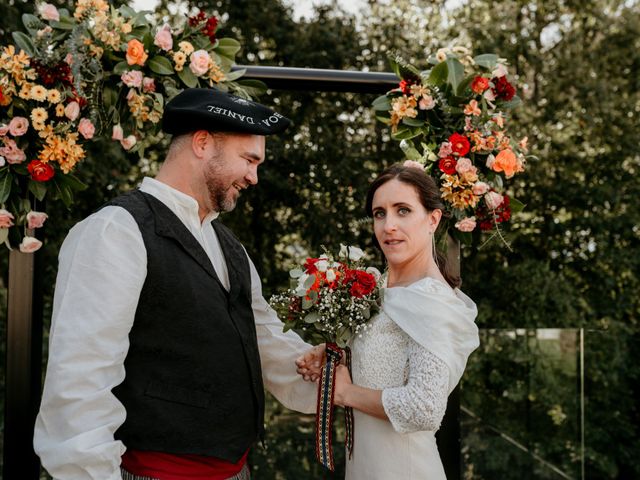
[{"left": 162, "top": 88, "right": 291, "bottom": 136}]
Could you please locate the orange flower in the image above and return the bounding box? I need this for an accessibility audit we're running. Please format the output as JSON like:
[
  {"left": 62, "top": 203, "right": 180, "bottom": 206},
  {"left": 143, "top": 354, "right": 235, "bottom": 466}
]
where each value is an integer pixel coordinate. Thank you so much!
[
  {"left": 492, "top": 148, "right": 521, "bottom": 178},
  {"left": 125, "top": 39, "right": 148, "bottom": 66},
  {"left": 464, "top": 99, "right": 481, "bottom": 116}
]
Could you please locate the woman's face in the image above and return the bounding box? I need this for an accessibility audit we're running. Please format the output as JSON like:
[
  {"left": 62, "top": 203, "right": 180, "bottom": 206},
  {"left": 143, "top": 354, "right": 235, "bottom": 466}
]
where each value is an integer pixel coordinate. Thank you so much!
[{"left": 371, "top": 179, "right": 440, "bottom": 270}]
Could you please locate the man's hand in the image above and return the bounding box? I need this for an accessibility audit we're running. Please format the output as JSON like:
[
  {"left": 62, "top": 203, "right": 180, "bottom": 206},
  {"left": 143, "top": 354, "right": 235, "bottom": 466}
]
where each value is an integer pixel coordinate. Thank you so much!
[{"left": 295, "top": 343, "right": 326, "bottom": 382}]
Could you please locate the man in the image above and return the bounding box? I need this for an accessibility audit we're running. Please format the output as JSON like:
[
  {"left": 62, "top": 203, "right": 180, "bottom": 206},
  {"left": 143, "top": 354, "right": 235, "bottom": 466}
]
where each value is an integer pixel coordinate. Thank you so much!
[{"left": 34, "top": 88, "right": 324, "bottom": 480}]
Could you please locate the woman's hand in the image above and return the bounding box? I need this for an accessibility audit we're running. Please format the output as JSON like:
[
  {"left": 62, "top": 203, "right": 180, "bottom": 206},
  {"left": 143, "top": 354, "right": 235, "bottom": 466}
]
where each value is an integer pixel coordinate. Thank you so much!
[
  {"left": 333, "top": 364, "right": 353, "bottom": 407},
  {"left": 295, "top": 343, "right": 326, "bottom": 382}
]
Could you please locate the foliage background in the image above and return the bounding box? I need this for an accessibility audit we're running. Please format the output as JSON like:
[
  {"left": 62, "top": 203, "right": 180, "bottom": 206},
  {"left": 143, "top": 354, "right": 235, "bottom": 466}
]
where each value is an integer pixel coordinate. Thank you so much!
[{"left": 1, "top": 0, "right": 638, "bottom": 478}]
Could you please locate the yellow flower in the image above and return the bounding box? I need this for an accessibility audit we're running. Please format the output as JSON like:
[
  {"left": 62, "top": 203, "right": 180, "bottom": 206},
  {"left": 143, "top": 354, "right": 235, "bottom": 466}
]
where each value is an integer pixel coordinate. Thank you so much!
[
  {"left": 19, "top": 83, "right": 32, "bottom": 99},
  {"left": 38, "top": 124, "right": 54, "bottom": 138},
  {"left": 55, "top": 103, "right": 65, "bottom": 117},
  {"left": 47, "top": 89, "right": 61, "bottom": 104},
  {"left": 30, "top": 85, "right": 48, "bottom": 102},
  {"left": 173, "top": 51, "right": 186, "bottom": 65},
  {"left": 30, "top": 107, "right": 48, "bottom": 123},
  {"left": 32, "top": 120, "right": 46, "bottom": 131},
  {"left": 179, "top": 41, "right": 194, "bottom": 56}
]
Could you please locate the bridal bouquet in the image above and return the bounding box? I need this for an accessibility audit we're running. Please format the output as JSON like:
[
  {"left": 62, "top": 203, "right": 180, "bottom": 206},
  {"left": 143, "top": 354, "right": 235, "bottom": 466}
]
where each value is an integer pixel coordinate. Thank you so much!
[
  {"left": 270, "top": 245, "right": 382, "bottom": 471},
  {"left": 270, "top": 244, "right": 382, "bottom": 347},
  {"left": 373, "top": 46, "right": 533, "bottom": 247}
]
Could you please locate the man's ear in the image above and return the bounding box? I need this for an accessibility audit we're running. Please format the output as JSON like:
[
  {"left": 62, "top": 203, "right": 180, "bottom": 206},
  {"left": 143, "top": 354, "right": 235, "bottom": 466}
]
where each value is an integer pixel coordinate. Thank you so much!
[{"left": 191, "top": 130, "right": 210, "bottom": 158}]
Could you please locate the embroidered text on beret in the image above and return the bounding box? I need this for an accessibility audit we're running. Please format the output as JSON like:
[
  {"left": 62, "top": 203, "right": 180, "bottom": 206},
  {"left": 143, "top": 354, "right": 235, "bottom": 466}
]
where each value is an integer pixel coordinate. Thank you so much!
[{"left": 162, "top": 88, "right": 291, "bottom": 136}]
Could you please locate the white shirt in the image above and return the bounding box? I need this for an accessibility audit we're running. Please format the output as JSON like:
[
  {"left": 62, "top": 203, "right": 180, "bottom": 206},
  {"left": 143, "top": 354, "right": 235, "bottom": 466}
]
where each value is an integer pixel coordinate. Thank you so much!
[{"left": 34, "top": 177, "right": 317, "bottom": 480}]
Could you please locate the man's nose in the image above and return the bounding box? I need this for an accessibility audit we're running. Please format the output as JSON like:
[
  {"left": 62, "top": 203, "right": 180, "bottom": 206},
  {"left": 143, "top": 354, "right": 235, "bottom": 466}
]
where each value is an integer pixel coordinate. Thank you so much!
[{"left": 245, "top": 165, "right": 258, "bottom": 185}]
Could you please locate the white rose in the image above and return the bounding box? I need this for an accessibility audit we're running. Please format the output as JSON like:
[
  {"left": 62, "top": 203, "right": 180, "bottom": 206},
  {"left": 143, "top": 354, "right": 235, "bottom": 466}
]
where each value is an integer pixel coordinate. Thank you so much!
[
  {"left": 347, "top": 246, "right": 365, "bottom": 261},
  {"left": 316, "top": 260, "right": 329, "bottom": 272},
  {"left": 365, "top": 267, "right": 382, "bottom": 281},
  {"left": 326, "top": 269, "right": 337, "bottom": 282}
]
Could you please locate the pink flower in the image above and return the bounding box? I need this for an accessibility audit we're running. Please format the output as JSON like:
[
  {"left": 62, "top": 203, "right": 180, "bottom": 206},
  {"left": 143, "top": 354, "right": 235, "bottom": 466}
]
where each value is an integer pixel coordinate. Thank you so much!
[
  {"left": 27, "top": 211, "right": 48, "bottom": 229},
  {"left": 464, "top": 117, "right": 473, "bottom": 131},
  {"left": 486, "top": 154, "right": 496, "bottom": 169},
  {"left": 0, "top": 124, "right": 9, "bottom": 136},
  {"left": 39, "top": 3, "right": 60, "bottom": 21},
  {"left": 64, "top": 53, "right": 73, "bottom": 65},
  {"left": 455, "top": 157, "right": 475, "bottom": 175},
  {"left": 142, "top": 77, "right": 156, "bottom": 93},
  {"left": 19, "top": 236, "right": 43, "bottom": 253},
  {"left": 455, "top": 217, "right": 476, "bottom": 232},
  {"left": 189, "top": 50, "right": 211, "bottom": 77},
  {"left": 418, "top": 95, "right": 435, "bottom": 110},
  {"left": 0, "top": 209, "right": 15, "bottom": 228},
  {"left": 492, "top": 63, "right": 508, "bottom": 78},
  {"left": 0, "top": 139, "right": 26, "bottom": 164},
  {"left": 154, "top": 24, "right": 173, "bottom": 51},
  {"left": 78, "top": 118, "right": 95, "bottom": 139},
  {"left": 485, "top": 191, "right": 504, "bottom": 210},
  {"left": 112, "top": 124, "right": 124, "bottom": 141},
  {"left": 65, "top": 101, "right": 80, "bottom": 121},
  {"left": 9, "top": 116, "right": 29, "bottom": 136},
  {"left": 121, "top": 70, "right": 143, "bottom": 88},
  {"left": 472, "top": 181, "right": 490, "bottom": 195},
  {"left": 121, "top": 135, "right": 137, "bottom": 150},
  {"left": 403, "top": 160, "right": 424, "bottom": 171},
  {"left": 438, "top": 142, "right": 452, "bottom": 158}
]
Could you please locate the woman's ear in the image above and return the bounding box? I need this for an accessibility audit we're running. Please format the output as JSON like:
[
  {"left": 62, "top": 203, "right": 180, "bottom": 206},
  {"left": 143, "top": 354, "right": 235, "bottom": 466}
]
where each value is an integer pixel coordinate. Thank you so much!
[{"left": 429, "top": 209, "right": 442, "bottom": 233}]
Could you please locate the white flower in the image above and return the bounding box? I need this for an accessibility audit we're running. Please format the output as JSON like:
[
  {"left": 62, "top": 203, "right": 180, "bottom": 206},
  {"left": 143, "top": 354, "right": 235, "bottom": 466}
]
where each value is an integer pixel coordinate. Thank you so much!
[
  {"left": 347, "top": 246, "right": 365, "bottom": 261},
  {"left": 326, "top": 269, "right": 337, "bottom": 282},
  {"left": 316, "top": 259, "right": 329, "bottom": 272},
  {"left": 436, "top": 48, "right": 448, "bottom": 62},
  {"left": 339, "top": 244, "right": 348, "bottom": 258},
  {"left": 492, "top": 63, "right": 508, "bottom": 78}
]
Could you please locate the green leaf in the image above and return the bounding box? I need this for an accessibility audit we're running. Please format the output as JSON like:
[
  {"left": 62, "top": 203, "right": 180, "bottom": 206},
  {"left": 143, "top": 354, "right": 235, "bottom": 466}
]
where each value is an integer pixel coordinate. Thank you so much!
[
  {"left": 177, "top": 66, "right": 198, "bottom": 88},
  {"left": 57, "top": 173, "right": 88, "bottom": 191},
  {"left": 500, "top": 95, "right": 522, "bottom": 110},
  {"left": 50, "top": 17, "right": 75, "bottom": 30},
  {"left": 102, "top": 86, "right": 118, "bottom": 110},
  {"left": 457, "top": 75, "right": 476, "bottom": 96},
  {"left": 402, "top": 117, "right": 425, "bottom": 127},
  {"left": 148, "top": 55, "right": 174, "bottom": 75},
  {"left": 445, "top": 57, "right": 465, "bottom": 91},
  {"left": 372, "top": 94, "right": 392, "bottom": 111},
  {"left": 304, "top": 312, "right": 319, "bottom": 324},
  {"left": 28, "top": 179, "right": 47, "bottom": 201},
  {"left": 0, "top": 171, "right": 12, "bottom": 203},
  {"left": 233, "top": 79, "right": 267, "bottom": 98},
  {"left": 118, "top": 5, "right": 137, "bottom": 18},
  {"left": 224, "top": 68, "right": 246, "bottom": 82},
  {"left": 509, "top": 197, "right": 526, "bottom": 214},
  {"left": 12, "top": 32, "right": 35, "bottom": 57},
  {"left": 474, "top": 53, "right": 499, "bottom": 70},
  {"left": 392, "top": 128, "right": 422, "bottom": 141},
  {"left": 21, "top": 13, "right": 42, "bottom": 35},
  {"left": 375, "top": 114, "right": 391, "bottom": 125},
  {"left": 113, "top": 61, "right": 129, "bottom": 76},
  {"left": 428, "top": 61, "right": 448, "bottom": 86},
  {"left": 302, "top": 296, "right": 314, "bottom": 309},
  {"left": 216, "top": 38, "right": 241, "bottom": 59}
]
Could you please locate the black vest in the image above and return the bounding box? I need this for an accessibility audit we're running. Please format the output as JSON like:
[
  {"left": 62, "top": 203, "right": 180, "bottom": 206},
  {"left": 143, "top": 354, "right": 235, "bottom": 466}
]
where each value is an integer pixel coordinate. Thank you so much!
[{"left": 107, "top": 190, "right": 265, "bottom": 462}]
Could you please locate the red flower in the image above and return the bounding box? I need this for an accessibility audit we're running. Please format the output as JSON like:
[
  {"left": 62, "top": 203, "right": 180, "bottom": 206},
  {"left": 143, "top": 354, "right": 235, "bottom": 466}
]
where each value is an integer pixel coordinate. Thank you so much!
[
  {"left": 203, "top": 16, "right": 218, "bottom": 42},
  {"left": 304, "top": 258, "right": 319, "bottom": 274},
  {"left": 438, "top": 156, "right": 457, "bottom": 175},
  {"left": 349, "top": 271, "right": 376, "bottom": 298},
  {"left": 449, "top": 133, "right": 470, "bottom": 156},
  {"left": 188, "top": 11, "right": 207, "bottom": 26},
  {"left": 492, "top": 76, "right": 516, "bottom": 101},
  {"left": 477, "top": 195, "right": 512, "bottom": 230},
  {"left": 27, "top": 160, "right": 55, "bottom": 182},
  {"left": 471, "top": 76, "right": 490, "bottom": 94}
]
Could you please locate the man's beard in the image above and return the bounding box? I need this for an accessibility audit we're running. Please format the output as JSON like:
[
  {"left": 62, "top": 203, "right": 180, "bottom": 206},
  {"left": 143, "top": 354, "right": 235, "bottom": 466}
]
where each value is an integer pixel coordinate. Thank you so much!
[{"left": 205, "top": 161, "right": 237, "bottom": 213}]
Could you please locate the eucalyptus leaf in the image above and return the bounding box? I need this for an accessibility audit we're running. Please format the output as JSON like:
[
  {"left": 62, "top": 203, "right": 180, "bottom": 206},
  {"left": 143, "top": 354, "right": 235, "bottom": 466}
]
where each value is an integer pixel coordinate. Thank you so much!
[
  {"left": 302, "top": 296, "right": 314, "bottom": 309},
  {"left": 304, "top": 312, "right": 320, "bottom": 324},
  {"left": 303, "top": 274, "right": 316, "bottom": 290},
  {"left": 289, "top": 268, "right": 304, "bottom": 279},
  {"left": 372, "top": 94, "right": 392, "bottom": 111},
  {"left": 500, "top": 95, "right": 522, "bottom": 110},
  {"left": 224, "top": 68, "right": 246, "bottom": 82},
  {"left": 21, "top": 14, "right": 42, "bottom": 34},
  {"left": 402, "top": 117, "right": 425, "bottom": 127},
  {"left": 392, "top": 128, "right": 422, "bottom": 141},
  {"left": 474, "top": 53, "right": 499, "bottom": 70}
]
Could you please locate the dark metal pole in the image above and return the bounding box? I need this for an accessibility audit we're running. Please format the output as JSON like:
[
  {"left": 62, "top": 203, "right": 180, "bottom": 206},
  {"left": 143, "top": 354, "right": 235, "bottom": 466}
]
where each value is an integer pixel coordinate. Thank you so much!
[
  {"left": 4, "top": 249, "right": 43, "bottom": 480},
  {"left": 232, "top": 65, "right": 398, "bottom": 93}
]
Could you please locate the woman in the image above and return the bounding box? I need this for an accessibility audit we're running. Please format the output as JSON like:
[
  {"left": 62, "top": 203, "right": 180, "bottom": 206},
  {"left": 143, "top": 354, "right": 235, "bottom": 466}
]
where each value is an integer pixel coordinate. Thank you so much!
[{"left": 334, "top": 163, "right": 479, "bottom": 479}]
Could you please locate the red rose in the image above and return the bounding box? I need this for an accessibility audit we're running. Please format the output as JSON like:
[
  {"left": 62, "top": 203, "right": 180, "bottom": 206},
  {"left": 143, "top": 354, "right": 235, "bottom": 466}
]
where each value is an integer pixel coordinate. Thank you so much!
[
  {"left": 492, "top": 76, "right": 516, "bottom": 101},
  {"left": 347, "top": 270, "right": 376, "bottom": 298},
  {"left": 27, "top": 160, "right": 55, "bottom": 182},
  {"left": 471, "top": 76, "right": 490, "bottom": 94},
  {"left": 477, "top": 194, "right": 511, "bottom": 230},
  {"left": 449, "top": 133, "right": 470, "bottom": 156},
  {"left": 304, "top": 258, "right": 319, "bottom": 274},
  {"left": 438, "top": 156, "right": 457, "bottom": 175}
]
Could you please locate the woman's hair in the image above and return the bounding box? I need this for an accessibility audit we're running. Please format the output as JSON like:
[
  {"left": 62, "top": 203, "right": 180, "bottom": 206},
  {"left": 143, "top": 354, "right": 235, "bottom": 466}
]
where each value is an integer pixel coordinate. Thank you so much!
[{"left": 365, "top": 163, "right": 461, "bottom": 289}]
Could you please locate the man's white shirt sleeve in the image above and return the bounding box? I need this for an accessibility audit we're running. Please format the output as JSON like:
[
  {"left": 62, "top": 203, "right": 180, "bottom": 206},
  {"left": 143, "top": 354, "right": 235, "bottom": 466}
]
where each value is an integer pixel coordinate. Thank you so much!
[{"left": 33, "top": 206, "right": 147, "bottom": 480}]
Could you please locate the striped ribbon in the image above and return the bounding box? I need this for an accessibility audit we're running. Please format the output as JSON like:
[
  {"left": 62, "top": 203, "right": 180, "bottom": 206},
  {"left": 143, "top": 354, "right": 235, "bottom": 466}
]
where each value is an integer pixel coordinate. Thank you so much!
[{"left": 315, "top": 343, "right": 355, "bottom": 471}]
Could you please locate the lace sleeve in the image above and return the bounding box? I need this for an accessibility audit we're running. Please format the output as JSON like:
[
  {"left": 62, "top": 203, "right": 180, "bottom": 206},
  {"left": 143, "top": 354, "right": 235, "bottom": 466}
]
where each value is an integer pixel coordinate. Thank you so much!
[{"left": 381, "top": 341, "right": 449, "bottom": 434}]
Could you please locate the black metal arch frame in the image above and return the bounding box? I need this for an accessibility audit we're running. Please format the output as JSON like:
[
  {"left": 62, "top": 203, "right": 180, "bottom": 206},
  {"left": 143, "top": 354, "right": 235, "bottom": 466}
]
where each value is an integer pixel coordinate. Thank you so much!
[{"left": 3, "top": 66, "right": 462, "bottom": 480}]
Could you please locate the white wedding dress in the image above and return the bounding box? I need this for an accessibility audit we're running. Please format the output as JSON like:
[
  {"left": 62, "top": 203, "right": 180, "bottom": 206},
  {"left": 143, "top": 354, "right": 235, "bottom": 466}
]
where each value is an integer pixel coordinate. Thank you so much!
[{"left": 346, "top": 277, "right": 479, "bottom": 480}]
